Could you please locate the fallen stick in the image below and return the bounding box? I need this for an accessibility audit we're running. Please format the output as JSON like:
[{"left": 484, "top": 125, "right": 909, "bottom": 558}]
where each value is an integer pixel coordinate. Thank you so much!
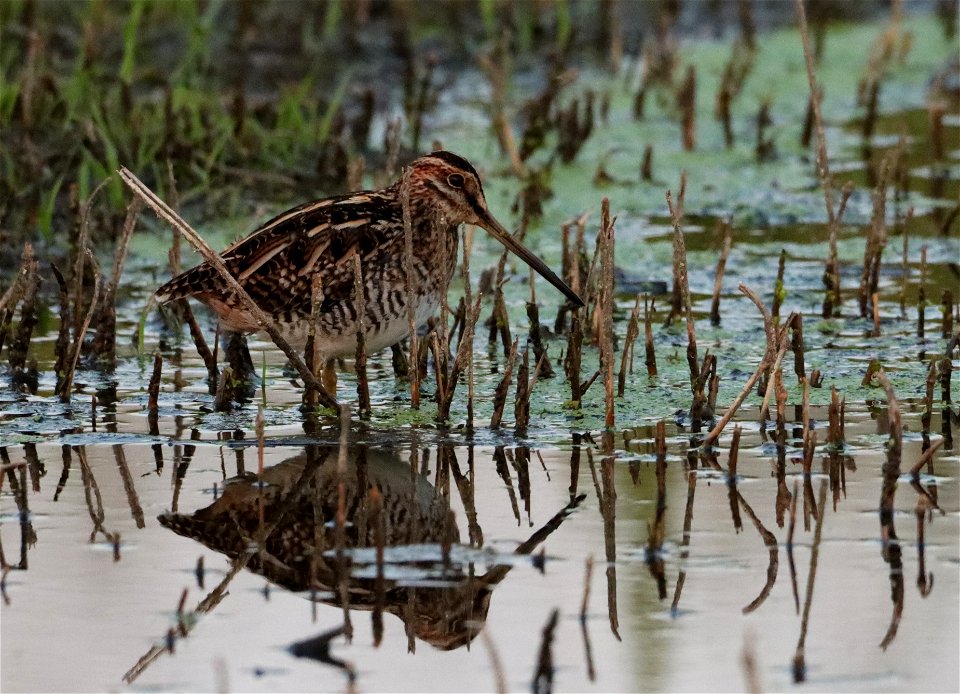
[{"left": 117, "top": 167, "right": 338, "bottom": 409}]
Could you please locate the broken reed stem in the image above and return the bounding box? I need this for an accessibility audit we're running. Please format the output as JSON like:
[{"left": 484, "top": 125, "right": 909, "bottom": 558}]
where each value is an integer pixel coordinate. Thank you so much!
[
  {"left": 795, "top": 0, "right": 837, "bottom": 226},
  {"left": 710, "top": 222, "right": 733, "bottom": 326},
  {"left": 872, "top": 292, "right": 881, "bottom": 336},
  {"left": 70, "top": 178, "right": 110, "bottom": 338},
  {"left": 678, "top": 65, "right": 696, "bottom": 151},
  {"left": 352, "top": 255, "right": 371, "bottom": 418},
  {"left": 437, "top": 294, "right": 483, "bottom": 423},
  {"left": 526, "top": 290, "right": 554, "bottom": 378},
  {"left": 759, "top": 317, "right": 796, "bottom": 423},
  {"left": 909, "top": 438, "right": 943, "bottom": 478},
  {"left": 117, "top": 167, "right": 338, "bottom": 409},
  {"left": 822, "top": 182, "right": 855, "bottom": 318},
  {"left": 899, "top": 207, "right": 914, "bottom": 316},
  {"left": 772, "top": 249, "right": 787, "bottom": 325},
  {"left": 599, "top": 198, "right": 616, "bottom": 434},
  {"left": 859, "top": 157, "right": 891, "bottom": 318},
  {"left": 789, "top": 314, "right": 806, "bottom": 383},
  {"left": 514, "top": 348, "right": 544, "bottom": 435},
  {"left": 643, "top": 295, "right": 657, "bottom": 377},
  {"left": 92, "top": 196, "right": 143, "bottom": 362},
  {"left": 728, "top": 425, "right": 742, "bottom": 479},
  {"left": 181, "top": 302, "right": 217, "bottom": 391},
  {"left": 59, "top": 249, "right": 102, "bottom": 403},
  {"left": 874, "top": 369, "right": 903, "bottom": 466},
  {"left": 941, "top": 290, "right": 954, "bottom": 339},
  {"left": 147, "top": 352, "right": 162, "bottom": 430},
  {"left": 618, "top": 295, "right": 641, "bottom": 397},
  {"left": 303, "top": 273, "right": 325, "bottom": 408},
  {"left": 666, "top": 179, "right": 698, "bottom": 394},
  {"left": 462, "top": 228, "right": 476, "bottom": 430},
  {"left": 705, "top": 284, "right": 778, "bottom": 446},
  {"left": 797, "top": 0, "right": 852, "bottom": 318},
  {"left": 917, "top": 245, "right": 927, "bottom": 339},
  {"left": 490, "top": 338, "right": 519, "bottom": 429},
  {"left": 641, "top": 144, "right": 653, "bottom": 181},
  {"left": 5, "top": 245, "right": 39, "bottom": 378},
  {"left": 255, "top": 406, "right": 266, "bottom": 535}
]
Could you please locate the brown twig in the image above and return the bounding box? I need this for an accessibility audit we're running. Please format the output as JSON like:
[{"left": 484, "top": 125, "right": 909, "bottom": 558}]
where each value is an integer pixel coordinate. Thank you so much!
[
  {"left": 705, "top": 284, "right": 778, "bottom": 445},
  {"left": 118, "top": 167, "right": 338, "bottom": 409},
  {"left": 352, "top": 254, "right": 371, "bottom": 418},
  {"left": 710, "top": 221, "right": 733, "bottom": 326},
  {"left": 599, "top": 198, "right": 616, "bottom": 434}
]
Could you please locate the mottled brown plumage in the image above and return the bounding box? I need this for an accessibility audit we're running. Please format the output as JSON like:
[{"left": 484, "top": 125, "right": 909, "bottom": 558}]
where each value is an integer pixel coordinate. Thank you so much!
[{"left": 156, "top": 151, "right": 582, "bottom": 357}]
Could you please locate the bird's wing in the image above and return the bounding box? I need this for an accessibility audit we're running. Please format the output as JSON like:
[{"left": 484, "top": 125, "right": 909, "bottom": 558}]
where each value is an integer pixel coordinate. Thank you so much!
[{"left": 155, "top": 191, "right": 403, "bottom": 314}]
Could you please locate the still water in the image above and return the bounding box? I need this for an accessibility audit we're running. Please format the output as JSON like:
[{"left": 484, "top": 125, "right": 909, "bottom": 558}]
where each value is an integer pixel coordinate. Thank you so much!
[{"left": 1, "top": 400, "right": 957, "bottom": 692}]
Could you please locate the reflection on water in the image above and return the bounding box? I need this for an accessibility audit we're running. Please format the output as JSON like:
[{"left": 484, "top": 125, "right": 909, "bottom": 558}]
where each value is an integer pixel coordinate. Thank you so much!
[
  {"left": 157, "top": 444, "right": 583, "bottom": 653},
  {"left": 0, "top": 405, "right": 958, "bottom": 692}
]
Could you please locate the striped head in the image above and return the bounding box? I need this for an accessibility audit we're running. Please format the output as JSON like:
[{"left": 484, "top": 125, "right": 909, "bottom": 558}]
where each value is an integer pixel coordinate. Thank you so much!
[
  {"left": 405, "top": 151, "right": 584, "bottom": 307},
  {"left": 403, "top": 151, "right": 491, "bottom": 228}
]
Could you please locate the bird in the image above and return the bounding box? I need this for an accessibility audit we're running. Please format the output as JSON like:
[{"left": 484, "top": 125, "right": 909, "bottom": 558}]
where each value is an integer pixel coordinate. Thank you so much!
[{"left": 155, "top": 151, "right": 583, "bottom": 360}]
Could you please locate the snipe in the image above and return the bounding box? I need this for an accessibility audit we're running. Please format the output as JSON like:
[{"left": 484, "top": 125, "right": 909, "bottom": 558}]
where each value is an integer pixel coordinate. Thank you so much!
[{"left": 156, "top": 151, "right": 582, "bottom": 357}]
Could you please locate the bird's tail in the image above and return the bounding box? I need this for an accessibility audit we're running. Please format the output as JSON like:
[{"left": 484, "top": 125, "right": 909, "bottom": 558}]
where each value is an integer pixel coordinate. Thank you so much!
[{"left": 155, "top": 264, "right": 215, "bottom": 303}]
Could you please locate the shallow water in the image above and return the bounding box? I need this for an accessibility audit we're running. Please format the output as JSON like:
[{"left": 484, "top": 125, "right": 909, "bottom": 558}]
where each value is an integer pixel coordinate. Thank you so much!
[
  {"left": 2, "top": 9, "right": 960, "bottom": 694},
  {"left": 1, "top": 406, "right": 957, "bottom": 693}
]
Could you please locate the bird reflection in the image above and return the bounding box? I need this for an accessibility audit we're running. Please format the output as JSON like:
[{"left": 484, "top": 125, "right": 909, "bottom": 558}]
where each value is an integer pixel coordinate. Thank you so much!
[{"left": 159, "top": 446, "right": 581, "bottom": 650}]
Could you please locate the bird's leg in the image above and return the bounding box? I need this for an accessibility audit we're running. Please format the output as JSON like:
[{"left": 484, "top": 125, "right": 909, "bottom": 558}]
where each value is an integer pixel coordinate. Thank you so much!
[{"left": 225, "top": 330, "right": 258, "bottom": 399}]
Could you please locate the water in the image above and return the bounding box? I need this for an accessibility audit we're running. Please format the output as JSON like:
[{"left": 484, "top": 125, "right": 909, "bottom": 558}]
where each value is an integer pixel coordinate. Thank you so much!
[
  {"left": 2, "top": 10, "right": 959, "bottom": 694},
  {"left": 1, "top": 409, "right": 957, "bottom": 692}
]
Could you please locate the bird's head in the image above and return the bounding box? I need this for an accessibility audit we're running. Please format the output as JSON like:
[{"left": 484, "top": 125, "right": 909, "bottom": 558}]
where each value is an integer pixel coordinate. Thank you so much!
[{"left": 404, "top": 151, "right": 584, "bottom": 308}]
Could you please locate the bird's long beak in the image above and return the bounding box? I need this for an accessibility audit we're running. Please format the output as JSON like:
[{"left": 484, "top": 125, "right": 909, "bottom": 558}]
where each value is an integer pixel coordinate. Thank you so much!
[{"left": 476, "top": 209, "right": 585, "bottom": 308}]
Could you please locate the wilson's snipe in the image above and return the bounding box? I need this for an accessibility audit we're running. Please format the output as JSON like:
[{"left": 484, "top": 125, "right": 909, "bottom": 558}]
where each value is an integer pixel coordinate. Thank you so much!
[{"left": 156, "top": 151, "right": 582, "bottom": 356}]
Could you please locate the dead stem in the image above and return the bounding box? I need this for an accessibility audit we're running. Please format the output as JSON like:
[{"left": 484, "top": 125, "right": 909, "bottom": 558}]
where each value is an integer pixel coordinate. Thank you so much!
[
  {"left": 491, "top": 339, "right": 519, "bottom": 429},
  {"left": 352, "top": 254, "right": 371, "bottom": 418},
  {"left": 59, "top": 249, "right": 102, "bottom": 403},
  {"left": 599, "top": 198, "right": 616, "bottom": 435},
  {"left": 704, "top": 284, "right": 779, "bottom": 446},
  {"left": 147, "top": 352, "right": 162, "bottom": 433},
  {"left": 618, "top": 295, "right": 641, "bottom": 396},
  {"left": 303, "top": 273, "right": 325, "bottom": 408},
  {"left": 772, "top": 249, "right": 787, "bottom": 325},
  {"left": 909, "top": 439, "right": 944, "bottom": 478},
  {"left": 437, "top": 294, "right": 482, "bottom": 423},
  {"left": 643, "top": 295, "right": 657, "bottom": 377},
  {"left": 917, "top": 245, "right": 927, "bottom": 338},
  {"left": 665, "top": 179, "right": 699, "bottom": 396},
  {"left": 91, "top": 197, "right": 142, "bottom": 362},
  {"left": 709, "top": 222, "right": 733, "bottom": 326},
  {"left": 118, "top": 167, "right": 338, "bottom": 409}
]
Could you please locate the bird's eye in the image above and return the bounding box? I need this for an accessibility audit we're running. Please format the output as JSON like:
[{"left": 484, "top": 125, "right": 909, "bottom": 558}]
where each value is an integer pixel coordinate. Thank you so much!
[{"left": 447, "top": 173, "right": 465, "bottom": 188}]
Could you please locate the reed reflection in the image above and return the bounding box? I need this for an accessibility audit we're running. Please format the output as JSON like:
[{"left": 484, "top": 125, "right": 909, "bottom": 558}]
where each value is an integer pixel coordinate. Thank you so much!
[{"left": 160, "top": 444, "right": 581, "bottom": 651}]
